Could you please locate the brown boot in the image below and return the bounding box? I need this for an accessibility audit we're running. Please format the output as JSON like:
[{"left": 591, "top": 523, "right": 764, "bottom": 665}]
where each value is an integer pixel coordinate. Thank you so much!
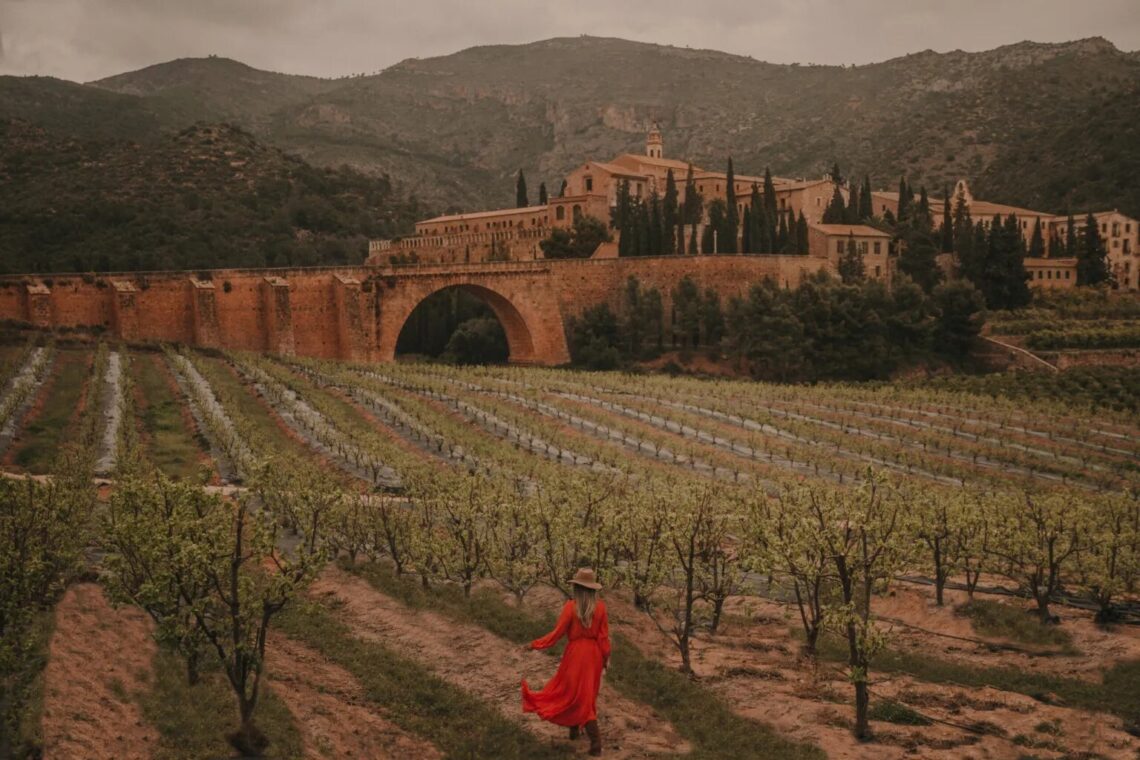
[
  {"left": 585, "top": 720, "right": 601, "bottom": 756},
  {"left": 569, "top": 725, "right": 580, "bottom": 740}
]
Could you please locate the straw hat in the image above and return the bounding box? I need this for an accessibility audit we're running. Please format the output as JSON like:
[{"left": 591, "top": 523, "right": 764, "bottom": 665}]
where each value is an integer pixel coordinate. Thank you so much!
[{"left": 569, "top": 567, "right": 602, "bottom": 590}]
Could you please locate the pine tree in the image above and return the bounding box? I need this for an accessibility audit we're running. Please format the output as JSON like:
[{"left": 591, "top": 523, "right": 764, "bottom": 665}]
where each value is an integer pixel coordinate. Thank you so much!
[
  {"left": 1077, "top": 212, "right": 1111, "bottom": 285},
  {"left": 838, "top": 233, "right": 865, "bottom": 283},
  {"left": 662, "top": 169, "right": 678, "bottom": 255},
  {"left": 1028, "top": 218, "right": 1045, "bottom": 258},
  {"left": 516, "top": 171, "right": 528, "bottom": 208},
  {"left": 538, "top": 182, "right": 548, "bottom": 206},
  {"left": 723, "top": 158, "right": 739, "bottom": 253},
  {"left": 796, "top": 211, "right": 809, "bottom": 255},
  {"left": 940, "top": 192, "right": 954, "bottom": 253}
]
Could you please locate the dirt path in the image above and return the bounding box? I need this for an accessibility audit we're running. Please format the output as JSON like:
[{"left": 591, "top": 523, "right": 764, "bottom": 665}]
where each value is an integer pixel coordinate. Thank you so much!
[
  {"left": 601, "top": 591, "right": 1138, "bottom": 759},
  {"left": 264, "top": 632, "right": 441, "bottom": 759},
  {"left": 310, "top": 566, "right": 690, "bottom": 758},
  {"left": 40, "top": 583, "right": 159, "bottom": 760}
]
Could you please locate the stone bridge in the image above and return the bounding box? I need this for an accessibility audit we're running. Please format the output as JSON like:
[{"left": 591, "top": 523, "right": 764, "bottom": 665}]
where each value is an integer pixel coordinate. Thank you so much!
[{"left": 0, "top": 256, "right": 829, "bottom": 365}]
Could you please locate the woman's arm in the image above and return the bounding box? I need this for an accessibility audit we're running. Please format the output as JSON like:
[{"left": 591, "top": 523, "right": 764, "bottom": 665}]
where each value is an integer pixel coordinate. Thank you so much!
[
  {"left": 598, "top": 602, "right": 612, "bottom": 668},
  {"left": 529, "top": 601, "right": 573, "bottom": 650}
]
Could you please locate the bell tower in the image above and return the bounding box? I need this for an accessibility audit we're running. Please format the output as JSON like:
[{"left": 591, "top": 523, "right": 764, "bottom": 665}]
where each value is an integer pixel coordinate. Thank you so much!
[{"left": 646, "top": 123, "right": 663, "bottom": 159}]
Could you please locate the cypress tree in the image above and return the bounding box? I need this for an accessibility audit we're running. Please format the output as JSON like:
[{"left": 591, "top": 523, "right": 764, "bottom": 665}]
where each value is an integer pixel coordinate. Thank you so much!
[
  {"left": 940, "top": 191, "right": 954, "bottom": 253},
  {"left": 724, "top": 158, "right": 739, "bottom": 253},
  {"left": 763, "top": 167, "right": 777, "bottom": 218},
  {"left": 896, "top": 176, "right": 911, "bottom": 222},
  {"left": 822, "top": 187, "right": 847, "bottom": 224},
  {"left": 846, "top": 183, "right": 861, "bottom": 224},
  {"left": 1028, "top": 218, "right": 1045, "bottom": 258},
  {"left": 689, "top": 220, "right": 699, "bottom": 254},
  {"left": 538, "top": 182, "right": 548, "bottom": 206},
  {"left": 559, "top": 179, "right": 568, "bottom": 198},
  {"left": 777, "top": 211, "right": 790, "bottom": 252},
  {"left": 677, "top": 219, "right": 686, "bottom": 256},
  {"left": 796, "top": 211, "right": 809, "bottom": 254},
  {"left": 648, "top": 194, "right": 663, "bottom": 255},
  {"left": 830, "top": 162, "right": 844, "bottom": 185},
  {"left": 1065, "top": 213, "right": 1077, "bottom": 258},
  {"left": 741, "top": 207, "right": 752, "bottom": 254},
  {"left": 917, "top": 186, "right": 931, "bottom": 228},
  {"left": 749, "top": 184, "right": 763, "bottom": 253},
  {"left": 615, "top": 181, "right": 633, "bottom": 257},
  {"left": 838, "top": 233, "right": 865, "bottom": 283},
  {"left": 516, "top": 170, "right": 528, "bottom": 207},
  {"left": 859, "top": 175, "right": 873, "bottom": 220},
  {"left": 1077, "top": 212, "right": 1111, "bottom": 285},
  {"left": 637, "top": 202, "right": 652, "bottom": 257},
  {"left": 662, "top": 169, "right": 678, "bottom": 255},
  {"left": 705, "top": 200, "right": 727, "bottom": 254}
]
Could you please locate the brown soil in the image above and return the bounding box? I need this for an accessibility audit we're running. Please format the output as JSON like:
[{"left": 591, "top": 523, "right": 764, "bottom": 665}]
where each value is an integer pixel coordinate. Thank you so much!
[
  {"left": 880, "top": 582, "right": 1140, "bottom": 682},
  {"left": 309, "top": 565, "right": 690, "bottom": 758},
  {"left": 265, "top": 631, "right": 441, "bottom": 759},
  {"left": 40, "top": 583, "right": 159, "bottom": 760},
  {"left": 602, "top": 589, "right": 1138, "bottom": 759}
]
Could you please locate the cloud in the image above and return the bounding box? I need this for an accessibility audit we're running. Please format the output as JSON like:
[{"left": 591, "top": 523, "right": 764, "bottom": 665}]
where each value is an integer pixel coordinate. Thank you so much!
[{"left": 0, "top": 0, "right": 1138, "bottom": 82}]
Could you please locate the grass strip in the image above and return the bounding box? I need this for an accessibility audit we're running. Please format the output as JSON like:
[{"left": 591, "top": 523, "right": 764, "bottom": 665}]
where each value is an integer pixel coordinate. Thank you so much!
[
  {"left": 956, "top": 599, "right": 1076, "bottom": 653},
  {"left": 348, "top": 561, "right": 825, "bottom": 760},
  {"left": 133, "top": 352, "right": 211, "bottom": 480},
  {"left": 276, "top": 597, "right": 571, "bottom": 759},
  {"left": 139, "top": 649, "right": 303, "bottom": 760},
  {"left": 814, "top": 634, "right": 1140, "bottom": 729},
  {"left": 11, "top": 351, "right": 88, "bottom": 473}
]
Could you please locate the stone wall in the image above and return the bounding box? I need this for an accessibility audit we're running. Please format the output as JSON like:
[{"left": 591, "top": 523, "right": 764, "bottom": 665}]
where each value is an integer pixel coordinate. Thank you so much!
[{"left": 0, "top": 255, "right": 831, "bottom": 365}]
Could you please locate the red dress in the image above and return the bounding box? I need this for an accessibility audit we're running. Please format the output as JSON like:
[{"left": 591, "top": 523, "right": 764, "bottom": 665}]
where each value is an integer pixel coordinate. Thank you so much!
[{"left": 521, "top": 599, "right": 611, "bottom": 726}]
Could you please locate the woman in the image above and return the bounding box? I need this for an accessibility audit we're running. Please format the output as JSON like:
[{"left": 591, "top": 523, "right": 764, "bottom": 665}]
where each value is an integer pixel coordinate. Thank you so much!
[{"left": 522, "top": 568, "right": 611, "bottom": 756}]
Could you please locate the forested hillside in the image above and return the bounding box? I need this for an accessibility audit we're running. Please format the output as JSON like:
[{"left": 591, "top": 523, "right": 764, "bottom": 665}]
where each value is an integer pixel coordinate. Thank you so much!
[{"left": 0, "top": 121, "right": 422, "bottom": 273}]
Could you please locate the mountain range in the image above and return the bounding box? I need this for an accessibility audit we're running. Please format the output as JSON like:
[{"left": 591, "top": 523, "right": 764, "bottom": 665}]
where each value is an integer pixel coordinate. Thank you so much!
[{"left": 2, "top": 35, "right": 1139, "bottom": 258}]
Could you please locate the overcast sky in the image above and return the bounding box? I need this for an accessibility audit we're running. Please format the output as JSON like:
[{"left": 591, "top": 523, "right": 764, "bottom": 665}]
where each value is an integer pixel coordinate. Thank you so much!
[{"left": 1, "top": 0, "right": 1138, "bottom": 82}]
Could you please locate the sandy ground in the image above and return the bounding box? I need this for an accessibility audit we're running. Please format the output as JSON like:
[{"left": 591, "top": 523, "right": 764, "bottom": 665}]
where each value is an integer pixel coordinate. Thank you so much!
[
  {"left": 265, "top": 632, "right": 442, "bottom": 759},
  {"left": 598, "top": 586, "right": 1139, "bottom": 760},
  {"left": 40, "top": 583, "right": 159, "bottom": 760},
  {"left": 310, "top": 565, "right": 691, "bottom": 758}
]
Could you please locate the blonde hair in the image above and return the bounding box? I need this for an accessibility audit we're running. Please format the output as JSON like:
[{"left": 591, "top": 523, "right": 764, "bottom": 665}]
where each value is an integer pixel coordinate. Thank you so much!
[{"left": 573, "top": 584, "right": 597, "bottom": 628}]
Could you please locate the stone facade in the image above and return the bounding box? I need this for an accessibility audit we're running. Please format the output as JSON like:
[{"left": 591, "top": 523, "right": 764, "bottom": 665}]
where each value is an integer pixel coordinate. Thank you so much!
[
  {"left": 872, "top": 180, "right": 1139, "bottom": 291},
  {"left": 368, "top": 128, "right": 844, "bottom": 267}
]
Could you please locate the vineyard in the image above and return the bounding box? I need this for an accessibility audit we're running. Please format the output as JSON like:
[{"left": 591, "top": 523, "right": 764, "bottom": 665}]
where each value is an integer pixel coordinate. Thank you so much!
[{"left": 2, "top": 336, "right": 1139, "bottom": 759}]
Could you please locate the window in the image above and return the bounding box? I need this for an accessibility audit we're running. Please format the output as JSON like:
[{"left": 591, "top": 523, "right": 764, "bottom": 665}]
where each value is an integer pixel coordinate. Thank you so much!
[
  {"left": 1065, "top": 271, "right": 1071, "bottom": 279},
  {"left": 572, "top": 205, "right": 582, "bottom": 222},
  {"left": 556, "top": 206, "right": 565, "bottom": 221},
  {"left": 1022, "top": 220, "right": 1027, "bottom": 229},
  {"left": 874, "top": 265, "right": 881, "bottom": 277},
  {"left": 1037, "top": 271, "right": 1044, "bottom": 279},
  {"left": 873, "top": 242, "right": 881, "bottom": 254},
  {"left": 585, "top": 177, "right": 593, "bottom": 192},
  {"left": 816, "top": 198, "right": 822, "bottom": 207},
  {"left": 836, "top": 241, "right": 844, "bottom": 254},
  {"left": 1047, "top": 270, "right": 1052, "bottom": 279},
  {"left": 1115, "top": 240, "right": 1120, "bottom": 249}
]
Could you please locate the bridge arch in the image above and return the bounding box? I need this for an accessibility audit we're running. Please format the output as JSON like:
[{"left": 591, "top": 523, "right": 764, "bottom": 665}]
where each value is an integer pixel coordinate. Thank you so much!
[{"left": 399, "top": 283, "right": 535, "bottom": 363}]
